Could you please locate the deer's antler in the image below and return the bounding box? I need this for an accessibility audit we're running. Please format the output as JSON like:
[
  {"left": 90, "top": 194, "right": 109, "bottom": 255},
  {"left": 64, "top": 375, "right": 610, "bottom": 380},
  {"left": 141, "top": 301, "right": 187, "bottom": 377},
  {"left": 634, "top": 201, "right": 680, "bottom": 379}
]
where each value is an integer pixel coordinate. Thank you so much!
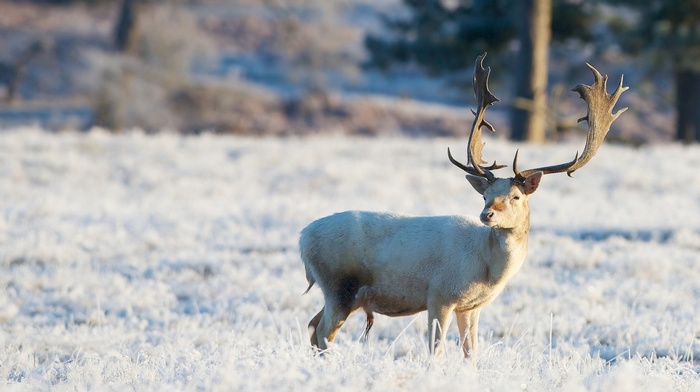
[
  {"left": 448, "top": 53, "right": 506, "bottom": 182},
  {"left": 513, "top": 63, "right": 628, "bottom": 180}
]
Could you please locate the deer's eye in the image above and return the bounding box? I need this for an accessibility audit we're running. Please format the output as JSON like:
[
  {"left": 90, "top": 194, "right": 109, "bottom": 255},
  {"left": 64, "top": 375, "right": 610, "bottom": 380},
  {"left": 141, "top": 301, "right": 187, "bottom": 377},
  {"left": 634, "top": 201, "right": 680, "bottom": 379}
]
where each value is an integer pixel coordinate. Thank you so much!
[{"left": 512, "top": 196, "right": 520, "bottom": 201}]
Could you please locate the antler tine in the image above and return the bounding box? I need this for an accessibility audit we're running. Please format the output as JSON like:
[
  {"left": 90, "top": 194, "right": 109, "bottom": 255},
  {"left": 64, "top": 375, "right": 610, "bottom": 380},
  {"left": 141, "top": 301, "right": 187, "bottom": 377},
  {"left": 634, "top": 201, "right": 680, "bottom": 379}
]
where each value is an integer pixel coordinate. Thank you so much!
[
  {"left": 514, "top": 64, "right": 628, "bottom": 180},
  {"left": 512, "top": 149, "right": 580, "bottom": 178},
  {"left": 448, "top": 147, "right": 505, "bottom": 176},
  {"left": 448, "top": 53, "right": 506, "bottom": 181}
]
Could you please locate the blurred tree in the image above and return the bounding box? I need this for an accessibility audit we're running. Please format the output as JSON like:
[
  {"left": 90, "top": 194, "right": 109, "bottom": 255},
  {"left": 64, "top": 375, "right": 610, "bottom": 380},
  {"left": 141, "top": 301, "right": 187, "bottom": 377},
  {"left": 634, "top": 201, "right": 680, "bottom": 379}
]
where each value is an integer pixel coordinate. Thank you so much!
[
  {"left": 87, "top": 1, "right": 215, "bottom": 131},
  {"left": 27, "top": 0, "right": 112, "bottom": 4},
  {"left": 104, "top": 0, "right": 142, "bottom": 131},
  {"left": 0, "top": 40, "right": 49, "bottom": 103},
  {"left": 114, "top": 0, "right": 141, "bottom": 53},
  {"left": 511, "top": 0, "right": 551, "bottom": 142},
  {"left": 605, "top": 0, "right": 700, "bottom": 143},
  {"left": 365, "top": 0, "right": 514, "bottom": 75},
  {"left": 261, "top": 0, "right": 362, "bottom": 94},
  {"left": 365, "top": 0, "right": 594, "bottom": 141}
]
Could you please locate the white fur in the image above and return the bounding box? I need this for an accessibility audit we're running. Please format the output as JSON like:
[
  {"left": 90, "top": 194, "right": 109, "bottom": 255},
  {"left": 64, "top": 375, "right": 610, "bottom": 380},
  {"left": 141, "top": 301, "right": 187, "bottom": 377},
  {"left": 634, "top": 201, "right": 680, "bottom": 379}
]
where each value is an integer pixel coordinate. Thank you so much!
[{"left": 300, "top": 173, "right": 542, "bottom": 357}]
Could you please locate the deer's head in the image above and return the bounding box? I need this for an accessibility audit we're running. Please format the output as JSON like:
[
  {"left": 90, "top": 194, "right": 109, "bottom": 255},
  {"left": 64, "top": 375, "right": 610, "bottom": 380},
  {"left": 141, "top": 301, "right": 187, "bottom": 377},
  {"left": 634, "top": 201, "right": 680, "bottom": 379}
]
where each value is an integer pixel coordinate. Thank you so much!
[{"left": 449, "top": 54, "right": 628, "bottom": 229}]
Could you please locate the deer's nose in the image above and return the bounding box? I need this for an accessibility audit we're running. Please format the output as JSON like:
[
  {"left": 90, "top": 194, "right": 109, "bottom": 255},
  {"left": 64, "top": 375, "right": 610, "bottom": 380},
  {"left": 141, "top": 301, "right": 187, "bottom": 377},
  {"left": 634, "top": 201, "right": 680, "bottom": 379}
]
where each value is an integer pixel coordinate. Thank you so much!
[{"left": 480, "top": 210, "right": 494, "bottom": 224}]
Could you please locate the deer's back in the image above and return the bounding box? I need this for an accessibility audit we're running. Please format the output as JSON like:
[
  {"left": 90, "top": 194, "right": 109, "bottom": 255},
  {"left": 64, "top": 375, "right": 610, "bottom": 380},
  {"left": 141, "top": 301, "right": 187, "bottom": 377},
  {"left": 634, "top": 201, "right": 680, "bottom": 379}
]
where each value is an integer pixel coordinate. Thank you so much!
[{"left": 300, "top": 211, "right": 486, "bottom": 280}]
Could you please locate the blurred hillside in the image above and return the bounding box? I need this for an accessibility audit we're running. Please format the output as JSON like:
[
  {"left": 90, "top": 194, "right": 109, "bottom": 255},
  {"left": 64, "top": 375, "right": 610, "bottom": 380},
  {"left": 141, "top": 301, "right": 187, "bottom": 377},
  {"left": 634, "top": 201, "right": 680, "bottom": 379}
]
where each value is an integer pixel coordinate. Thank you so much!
[{"left": 0, "top": 0, "right": 681, "bottom": 143}]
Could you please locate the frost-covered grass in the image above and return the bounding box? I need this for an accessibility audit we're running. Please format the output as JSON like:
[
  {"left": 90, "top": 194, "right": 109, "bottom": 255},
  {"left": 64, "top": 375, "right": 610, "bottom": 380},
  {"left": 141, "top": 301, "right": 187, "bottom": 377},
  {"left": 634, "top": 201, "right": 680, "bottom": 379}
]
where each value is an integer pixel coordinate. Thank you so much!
[{"left": 0, "top": 129, "right": 698, "bottom": 390}]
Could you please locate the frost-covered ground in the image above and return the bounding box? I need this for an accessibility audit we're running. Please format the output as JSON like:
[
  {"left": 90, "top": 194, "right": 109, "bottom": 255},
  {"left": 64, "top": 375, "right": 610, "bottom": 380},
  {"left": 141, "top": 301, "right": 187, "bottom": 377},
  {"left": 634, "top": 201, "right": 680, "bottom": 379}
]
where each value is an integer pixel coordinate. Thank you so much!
[{"left": 0, "top": 129, "right": 698, "bottom": 390}]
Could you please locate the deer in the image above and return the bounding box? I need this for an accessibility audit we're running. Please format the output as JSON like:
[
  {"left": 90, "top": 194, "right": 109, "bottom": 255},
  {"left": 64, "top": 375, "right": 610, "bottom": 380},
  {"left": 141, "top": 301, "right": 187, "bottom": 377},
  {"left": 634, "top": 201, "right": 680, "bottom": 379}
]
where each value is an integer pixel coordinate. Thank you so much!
[{"left": 299, "top": 53, "right": 628, "bottom": 358}]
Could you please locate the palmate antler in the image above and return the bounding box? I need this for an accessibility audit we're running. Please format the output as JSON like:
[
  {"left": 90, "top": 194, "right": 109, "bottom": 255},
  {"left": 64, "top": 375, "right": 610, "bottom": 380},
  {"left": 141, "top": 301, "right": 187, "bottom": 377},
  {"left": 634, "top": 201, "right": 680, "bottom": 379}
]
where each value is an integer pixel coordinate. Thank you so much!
[
  {"left": 513, "top": 63, "right": 628, "bottom": 180},
  {"left": 450, "top": 55, "right": 627, "bottom": 183},
  {"left": 448, "top": 53, "right": 506, "bottom": 182}
]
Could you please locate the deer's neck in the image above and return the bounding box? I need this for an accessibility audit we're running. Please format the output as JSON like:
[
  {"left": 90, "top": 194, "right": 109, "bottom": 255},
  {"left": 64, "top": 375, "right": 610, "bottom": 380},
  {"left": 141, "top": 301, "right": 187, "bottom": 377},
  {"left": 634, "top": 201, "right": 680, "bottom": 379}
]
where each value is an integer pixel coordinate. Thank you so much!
[{"left": 484, "top": 212, "right": 530, "bottom": 284}]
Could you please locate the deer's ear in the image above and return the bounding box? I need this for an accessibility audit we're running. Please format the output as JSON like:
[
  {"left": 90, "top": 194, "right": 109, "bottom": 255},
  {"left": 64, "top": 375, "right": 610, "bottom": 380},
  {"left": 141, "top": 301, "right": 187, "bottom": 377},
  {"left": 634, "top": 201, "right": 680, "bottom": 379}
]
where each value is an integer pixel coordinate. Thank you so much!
[
  {"left": 522, "top": 171, "right": 543, "bottom": 195},
  {"left": 466, "top": 174, "right": 489, "bottom": 195}
]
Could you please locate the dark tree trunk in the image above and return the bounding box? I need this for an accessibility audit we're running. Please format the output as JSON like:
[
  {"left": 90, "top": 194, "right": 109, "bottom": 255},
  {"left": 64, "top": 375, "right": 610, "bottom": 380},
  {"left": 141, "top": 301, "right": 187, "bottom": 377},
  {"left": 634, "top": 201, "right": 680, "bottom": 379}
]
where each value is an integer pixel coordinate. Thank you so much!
[
  {"left": 511, "top": 0, "right": 551, "bottom": 142},
  {"left": 110, "top": 0, "right": 142, "bottom": 132},
  {"left": 675, "top": 69, "right": 700, "bottom": 143},
  {"left": 114, "top": 0, "right": 139, "bottom": 54}
]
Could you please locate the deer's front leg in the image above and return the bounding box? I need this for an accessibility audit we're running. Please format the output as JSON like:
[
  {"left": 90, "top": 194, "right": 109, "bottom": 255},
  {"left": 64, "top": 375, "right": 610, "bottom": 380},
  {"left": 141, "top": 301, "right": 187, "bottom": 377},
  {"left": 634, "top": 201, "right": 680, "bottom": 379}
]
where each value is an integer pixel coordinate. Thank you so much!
[
  {"left": 456, "top": 308, "right": 481, "bottom": 358},
  {"left": 427, "top": 299, "right": 454, "bottom": 355}
]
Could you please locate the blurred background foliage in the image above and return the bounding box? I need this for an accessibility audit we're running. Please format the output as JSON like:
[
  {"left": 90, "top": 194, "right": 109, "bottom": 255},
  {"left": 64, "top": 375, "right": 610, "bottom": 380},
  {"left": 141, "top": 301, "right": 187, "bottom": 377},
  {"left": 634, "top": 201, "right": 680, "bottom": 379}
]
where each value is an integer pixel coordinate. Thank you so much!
[{"left": 0, "top": 0, "right": 698, "bottom": 143}]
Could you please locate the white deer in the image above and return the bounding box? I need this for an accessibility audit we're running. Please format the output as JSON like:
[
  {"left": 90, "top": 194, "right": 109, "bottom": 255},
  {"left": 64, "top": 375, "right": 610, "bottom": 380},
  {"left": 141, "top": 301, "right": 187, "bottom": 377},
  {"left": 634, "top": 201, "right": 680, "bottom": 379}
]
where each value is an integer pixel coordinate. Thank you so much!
[{"left": 299, "top": 53, "right": 628, "bottom": 357}]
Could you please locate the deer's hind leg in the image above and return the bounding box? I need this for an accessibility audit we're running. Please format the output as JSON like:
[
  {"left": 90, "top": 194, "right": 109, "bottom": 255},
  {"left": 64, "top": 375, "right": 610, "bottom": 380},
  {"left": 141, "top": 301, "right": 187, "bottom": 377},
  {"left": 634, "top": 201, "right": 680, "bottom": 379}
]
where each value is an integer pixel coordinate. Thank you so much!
[
  {"left": 308, "top": 307, "right": 324, "bottom": 347},
  {"left": 314, "top": 276, "right": 362, "bottom": 350}
]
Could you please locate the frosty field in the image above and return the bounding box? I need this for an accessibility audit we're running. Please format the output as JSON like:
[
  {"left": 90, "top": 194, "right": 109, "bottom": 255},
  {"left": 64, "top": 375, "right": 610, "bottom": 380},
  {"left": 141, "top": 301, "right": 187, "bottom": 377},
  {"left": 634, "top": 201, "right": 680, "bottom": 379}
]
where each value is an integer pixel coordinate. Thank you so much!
[{"left": 0, "top": 129, "right": 698, "bottom": 390}]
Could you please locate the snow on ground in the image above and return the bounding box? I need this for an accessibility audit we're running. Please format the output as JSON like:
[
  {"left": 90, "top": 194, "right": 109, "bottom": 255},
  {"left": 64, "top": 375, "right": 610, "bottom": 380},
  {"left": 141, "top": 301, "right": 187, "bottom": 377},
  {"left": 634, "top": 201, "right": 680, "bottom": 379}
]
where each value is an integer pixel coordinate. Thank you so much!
[{"left": 0, "top": 128, "right": 698, "bottom": 390}]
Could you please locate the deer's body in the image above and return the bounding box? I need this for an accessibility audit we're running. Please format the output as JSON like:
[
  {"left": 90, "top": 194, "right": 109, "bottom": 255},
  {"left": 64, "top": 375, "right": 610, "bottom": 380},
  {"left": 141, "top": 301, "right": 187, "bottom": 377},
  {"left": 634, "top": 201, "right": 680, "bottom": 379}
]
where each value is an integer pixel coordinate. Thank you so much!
[{"left": 300, "top": 54, "right": 627, "bottom": 357}]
